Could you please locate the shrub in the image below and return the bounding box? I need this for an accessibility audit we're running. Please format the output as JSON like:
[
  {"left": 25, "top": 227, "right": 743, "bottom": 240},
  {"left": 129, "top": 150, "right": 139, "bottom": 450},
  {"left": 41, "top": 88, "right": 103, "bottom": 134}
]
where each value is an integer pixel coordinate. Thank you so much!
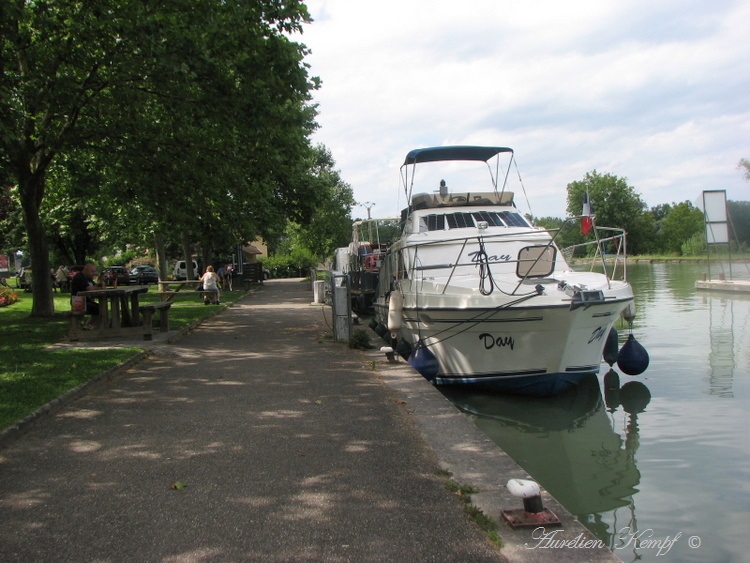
[
  {"left": 0, "top": 287, "right": 20, "bottom": 308},
  {"left": 262, "top": 249, "right": 317, "bottom": 279},
  {"left": 681, "top": 232, "right": 707, "bottom": 256},
  {"left": 349, "top": 328, "right": 373, "bottom": 350}
]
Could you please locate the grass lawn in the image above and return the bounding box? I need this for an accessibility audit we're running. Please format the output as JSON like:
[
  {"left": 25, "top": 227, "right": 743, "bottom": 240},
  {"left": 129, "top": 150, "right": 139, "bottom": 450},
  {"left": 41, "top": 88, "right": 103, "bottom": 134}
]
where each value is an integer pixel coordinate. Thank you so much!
[{"left": 0, "top": 280, "right": 251, "bottom": 432}]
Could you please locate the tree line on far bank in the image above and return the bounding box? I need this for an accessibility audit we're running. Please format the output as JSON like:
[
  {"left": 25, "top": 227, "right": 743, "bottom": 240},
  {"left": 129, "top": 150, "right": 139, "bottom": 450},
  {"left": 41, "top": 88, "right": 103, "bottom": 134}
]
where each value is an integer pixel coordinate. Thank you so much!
[{"left": 534, "top": 169, "right": 750, "bottom": 257}]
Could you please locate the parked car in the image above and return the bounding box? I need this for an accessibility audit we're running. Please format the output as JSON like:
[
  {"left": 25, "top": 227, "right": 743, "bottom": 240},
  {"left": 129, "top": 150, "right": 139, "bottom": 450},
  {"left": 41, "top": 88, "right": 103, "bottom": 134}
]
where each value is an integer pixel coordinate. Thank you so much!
[
  {"left": 100, "top": 266, "right": 131, "bottom": 286},
  {"left": 236, "top": 262, "right": 271, "bottom": 282},
  {"left": 131, "top": 265, "right": 159, "bottom": 285},
  {"left": 172, "top": 260, "right": 199, "bottom": 280}
]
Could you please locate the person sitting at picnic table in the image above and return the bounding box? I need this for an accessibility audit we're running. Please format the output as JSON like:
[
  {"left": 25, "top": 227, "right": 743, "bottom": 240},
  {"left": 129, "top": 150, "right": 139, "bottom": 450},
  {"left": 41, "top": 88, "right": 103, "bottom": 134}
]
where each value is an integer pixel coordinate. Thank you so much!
[
  {"left": 200, "top": 265, "right": 221, "bottom": 305},
  {"left": 70, "top": 262, "right": 104, "bottom": 328}
]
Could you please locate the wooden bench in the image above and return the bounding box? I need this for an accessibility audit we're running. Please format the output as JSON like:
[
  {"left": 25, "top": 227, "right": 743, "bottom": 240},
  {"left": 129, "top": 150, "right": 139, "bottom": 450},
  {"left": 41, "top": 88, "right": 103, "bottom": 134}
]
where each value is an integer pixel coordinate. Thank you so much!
[
  {"left": 157, "top": 289, "right": 221, "bottom": 303},
  {"left": 197, "top": 290, "right": 220, "bottom": 304},
  {"left": 138, "top": 302, "right": 173, "bottom": 340},
  {"left": 68, "top": 310, "right": 87, "bottom": 341}
]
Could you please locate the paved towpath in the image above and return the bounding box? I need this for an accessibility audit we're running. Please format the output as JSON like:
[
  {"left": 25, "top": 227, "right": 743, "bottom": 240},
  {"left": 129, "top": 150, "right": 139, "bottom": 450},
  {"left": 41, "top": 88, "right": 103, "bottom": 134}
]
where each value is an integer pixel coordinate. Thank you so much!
[{"left": 0, "top": 279, "right": 618, "bottom": 562}]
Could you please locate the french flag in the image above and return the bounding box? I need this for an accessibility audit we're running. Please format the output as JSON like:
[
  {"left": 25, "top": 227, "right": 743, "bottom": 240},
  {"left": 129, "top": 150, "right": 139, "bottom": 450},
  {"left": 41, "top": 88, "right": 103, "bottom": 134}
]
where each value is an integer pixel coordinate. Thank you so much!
[{"left": 581, "top": 191, "right": 593, "bottom": 235}]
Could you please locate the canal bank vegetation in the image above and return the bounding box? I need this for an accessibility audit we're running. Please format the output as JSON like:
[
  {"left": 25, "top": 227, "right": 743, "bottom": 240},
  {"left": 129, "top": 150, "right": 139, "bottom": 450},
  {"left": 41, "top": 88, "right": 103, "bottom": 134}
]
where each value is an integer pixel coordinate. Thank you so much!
[
  {"left": 629, "top": 252, "right": 750, "bottom": 262},
  {"left": 574, "top": 252, "right": 750, "bottom": 265},
  {"left": 0, "top": 286, "right": 249, "bottom": 432},
  {"left": 444, "top": 478, "right": 504, "bottom": 548}
]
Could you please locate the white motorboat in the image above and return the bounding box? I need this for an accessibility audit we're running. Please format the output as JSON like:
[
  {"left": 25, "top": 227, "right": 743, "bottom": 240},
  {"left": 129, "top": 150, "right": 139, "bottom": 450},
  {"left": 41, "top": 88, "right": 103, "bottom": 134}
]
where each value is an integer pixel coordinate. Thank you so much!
[{"left": 371, "top": 146, "right": 636, "bottom": 396}]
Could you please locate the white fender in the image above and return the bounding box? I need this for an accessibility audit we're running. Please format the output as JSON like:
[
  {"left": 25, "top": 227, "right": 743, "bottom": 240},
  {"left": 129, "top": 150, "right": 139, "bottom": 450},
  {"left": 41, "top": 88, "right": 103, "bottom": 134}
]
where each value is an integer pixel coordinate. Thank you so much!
[
  {"left": 387, "top": 289, "right": 404, "bottom": 339},
  {"left": 621, "top": 301, "right": 636, "bottom": 323}
]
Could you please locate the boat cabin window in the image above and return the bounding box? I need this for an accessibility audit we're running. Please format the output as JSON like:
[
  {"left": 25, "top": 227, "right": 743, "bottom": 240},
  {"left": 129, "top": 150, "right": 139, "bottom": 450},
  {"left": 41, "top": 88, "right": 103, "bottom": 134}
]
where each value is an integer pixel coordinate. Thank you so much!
[
  {"left": 517, "top": 245, "right": 556, "bottom": 278},
  {"left": 497, "top": 211, "right": 530, "bottom": 227},
  {"left": 427, "top": 214, "right": 446, "bottom": 231},
  {"left": 447, "top": 213, "right": 475, "bottom": 229},
  {"left": 418, "top": 211, "right": 530, "bottom": 232}
]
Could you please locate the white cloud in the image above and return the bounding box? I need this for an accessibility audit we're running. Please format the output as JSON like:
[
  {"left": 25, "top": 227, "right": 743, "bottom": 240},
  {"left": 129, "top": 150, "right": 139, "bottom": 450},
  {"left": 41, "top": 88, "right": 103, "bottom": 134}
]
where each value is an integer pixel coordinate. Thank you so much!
[{"left": 300, "top": 0, "right": 750, "bottom": 219}]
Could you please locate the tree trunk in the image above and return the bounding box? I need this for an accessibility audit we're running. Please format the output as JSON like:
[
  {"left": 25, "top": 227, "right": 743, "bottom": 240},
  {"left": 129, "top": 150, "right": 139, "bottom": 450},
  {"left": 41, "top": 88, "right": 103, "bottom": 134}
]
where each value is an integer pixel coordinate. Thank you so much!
[
  {"left": 201, "top": 245, "right": 214, "bottom": 274},
  {"left": 181, "top": 232, "right": 194, "bottom": 279},
  {"left": 19, "top": 170, "right": 54, "bottom": 317},
  {"left": 154, "top": 232, "right": 168, "bottom": 281}
]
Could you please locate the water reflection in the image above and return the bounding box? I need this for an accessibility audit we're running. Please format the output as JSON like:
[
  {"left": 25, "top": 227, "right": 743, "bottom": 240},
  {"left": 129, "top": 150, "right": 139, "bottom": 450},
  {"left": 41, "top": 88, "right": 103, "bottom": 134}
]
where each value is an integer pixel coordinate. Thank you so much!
[
  {"left": 441, "top": 373, "right": 651, "bottom": 547},
  {"left": 439, "top": 263, "right": 750, "bottom": 562},
  {"left": 706, "top": 296, "right": 737, "bottom": 398}
]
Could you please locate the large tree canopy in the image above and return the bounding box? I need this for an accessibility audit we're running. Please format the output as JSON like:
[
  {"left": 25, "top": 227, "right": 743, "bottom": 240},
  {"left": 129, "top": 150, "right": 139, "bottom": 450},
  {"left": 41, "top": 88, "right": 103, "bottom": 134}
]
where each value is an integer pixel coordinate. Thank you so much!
[
  {"left": 1, "top": 0, "right": 318, "bottom": 316},
  {"left": 295, "top": 145, "right": 356, "bottom": 260},
  {"left": 656, "top": 201, "right": 704, "bottom": 254},
  {"left": 565, "top": 171, "right": 654, "bottom": 255}
]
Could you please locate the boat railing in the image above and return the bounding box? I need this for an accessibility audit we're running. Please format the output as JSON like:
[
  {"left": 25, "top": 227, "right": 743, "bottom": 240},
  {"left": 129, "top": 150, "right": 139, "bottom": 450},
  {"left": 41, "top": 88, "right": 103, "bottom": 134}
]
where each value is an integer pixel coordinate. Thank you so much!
[
  {"left": 407, "top": 229, "right": 557, "bottom": 296},
  {"left": 561, "top": 225, "right": 628, "bottom": 283},
  {"left": 405, "top": 220, "right": 628, "bottom": 295}
]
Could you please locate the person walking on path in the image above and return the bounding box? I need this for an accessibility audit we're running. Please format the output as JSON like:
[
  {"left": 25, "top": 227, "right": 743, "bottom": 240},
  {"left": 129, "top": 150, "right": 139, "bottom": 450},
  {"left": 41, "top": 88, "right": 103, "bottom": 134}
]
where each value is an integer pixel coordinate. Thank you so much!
[{"left": 223, "top": 264, "right": 233, "bottom": 291}]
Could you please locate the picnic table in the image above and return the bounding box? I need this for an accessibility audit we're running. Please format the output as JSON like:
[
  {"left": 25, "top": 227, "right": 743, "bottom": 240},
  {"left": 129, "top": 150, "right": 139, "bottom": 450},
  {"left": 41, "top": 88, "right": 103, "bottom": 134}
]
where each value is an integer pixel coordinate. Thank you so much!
[
  {"left": 69, "top": 285, "right": 155, "bottom": 341},
  {"left": 86, "top": 286, "right": 149, "bottom": 334},
  {"left": 156, "top": 280, "right": 203, "bottom": 301}
]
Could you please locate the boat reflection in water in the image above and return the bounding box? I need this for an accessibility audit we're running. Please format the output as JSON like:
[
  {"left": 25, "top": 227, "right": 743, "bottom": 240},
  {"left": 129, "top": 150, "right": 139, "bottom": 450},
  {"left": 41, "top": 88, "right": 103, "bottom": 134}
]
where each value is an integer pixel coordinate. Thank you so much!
[{"left": 441, "top": 372, "right": 651, "bottom": 548}]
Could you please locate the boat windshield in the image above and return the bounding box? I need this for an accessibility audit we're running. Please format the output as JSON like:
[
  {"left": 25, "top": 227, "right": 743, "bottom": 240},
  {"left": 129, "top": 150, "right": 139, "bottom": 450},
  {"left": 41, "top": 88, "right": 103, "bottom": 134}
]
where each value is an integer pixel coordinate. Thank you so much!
[{"left": 418, "top": 211, "right": 530, "bottom": 232}]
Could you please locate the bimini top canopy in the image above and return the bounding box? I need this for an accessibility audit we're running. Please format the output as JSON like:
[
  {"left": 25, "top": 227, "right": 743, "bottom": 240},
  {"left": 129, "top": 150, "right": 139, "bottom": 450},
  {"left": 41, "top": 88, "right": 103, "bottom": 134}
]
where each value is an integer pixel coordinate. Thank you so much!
[{"left": 403, "top": 146, "right": 513, "bottom": 166}]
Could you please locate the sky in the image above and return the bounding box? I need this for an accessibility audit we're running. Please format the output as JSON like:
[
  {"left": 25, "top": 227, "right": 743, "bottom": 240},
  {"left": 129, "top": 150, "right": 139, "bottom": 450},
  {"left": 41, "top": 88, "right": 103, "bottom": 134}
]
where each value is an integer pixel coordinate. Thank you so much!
[{"left": 297, "top": 0, "right": 750, "bottom": 220}]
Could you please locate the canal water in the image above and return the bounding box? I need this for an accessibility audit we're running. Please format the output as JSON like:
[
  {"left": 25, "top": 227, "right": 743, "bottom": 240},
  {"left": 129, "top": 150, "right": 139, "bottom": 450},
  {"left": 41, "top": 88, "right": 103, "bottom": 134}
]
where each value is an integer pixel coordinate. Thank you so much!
[{"left": 441, "top": 262, "right": 750, "bottom": 563}]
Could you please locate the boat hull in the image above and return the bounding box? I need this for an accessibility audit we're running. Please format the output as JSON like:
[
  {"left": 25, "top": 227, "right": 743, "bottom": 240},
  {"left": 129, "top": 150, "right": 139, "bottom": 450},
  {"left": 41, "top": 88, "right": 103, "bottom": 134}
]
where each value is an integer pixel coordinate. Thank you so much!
[{"left": 374, "top": 285, "right": 633, "bottom": 396}]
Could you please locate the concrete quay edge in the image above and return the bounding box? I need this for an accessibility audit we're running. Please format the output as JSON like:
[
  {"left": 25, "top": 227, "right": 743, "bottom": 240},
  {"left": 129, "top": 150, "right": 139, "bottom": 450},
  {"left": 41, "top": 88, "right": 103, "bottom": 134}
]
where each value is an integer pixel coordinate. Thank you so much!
[{"left": 361, "top": 340, "right": 621, "bottom": 562}]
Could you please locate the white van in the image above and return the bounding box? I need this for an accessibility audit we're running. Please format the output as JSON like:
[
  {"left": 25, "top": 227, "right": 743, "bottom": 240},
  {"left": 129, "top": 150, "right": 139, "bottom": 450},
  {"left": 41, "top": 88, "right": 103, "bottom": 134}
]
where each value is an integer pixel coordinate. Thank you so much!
[{"left": 172, "top": 260, "right": 199, "bottom": 280}]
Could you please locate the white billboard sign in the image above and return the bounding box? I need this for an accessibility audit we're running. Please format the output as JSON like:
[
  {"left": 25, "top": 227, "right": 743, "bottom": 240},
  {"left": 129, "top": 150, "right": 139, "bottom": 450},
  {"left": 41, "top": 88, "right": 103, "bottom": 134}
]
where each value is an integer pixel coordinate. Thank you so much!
[{"left": 700, "top": 190, "right": 729, "bottom": 245}]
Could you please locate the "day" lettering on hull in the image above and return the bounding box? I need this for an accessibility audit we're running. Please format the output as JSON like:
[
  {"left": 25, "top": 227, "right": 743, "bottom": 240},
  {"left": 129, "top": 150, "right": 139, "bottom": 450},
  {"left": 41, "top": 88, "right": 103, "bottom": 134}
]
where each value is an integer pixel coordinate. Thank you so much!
[
  {"left": 469, "top": 251, "right": 511, "bottom": 264},
  {"left": 479, "top": 333, "right": 515, "bottom": 350}
]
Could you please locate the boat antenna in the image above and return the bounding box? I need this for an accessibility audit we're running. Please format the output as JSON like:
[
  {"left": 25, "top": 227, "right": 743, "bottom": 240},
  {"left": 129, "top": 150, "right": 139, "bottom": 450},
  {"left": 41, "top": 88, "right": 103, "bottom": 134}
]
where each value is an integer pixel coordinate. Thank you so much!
[
  {"left": 511, "top": 156, "right": 533, "bottom": 217},
  {"left": 487, "top": 155, "right": 499, "bottom": 191},
  {"left": 491, "top": 150, "right": 515, "bottom": 200},
  {"left": 396, "top": 167, "right": 406, "bottom": 212},
  {"left": 400, "top": 164, "right": 413, "bottom": 203}
]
